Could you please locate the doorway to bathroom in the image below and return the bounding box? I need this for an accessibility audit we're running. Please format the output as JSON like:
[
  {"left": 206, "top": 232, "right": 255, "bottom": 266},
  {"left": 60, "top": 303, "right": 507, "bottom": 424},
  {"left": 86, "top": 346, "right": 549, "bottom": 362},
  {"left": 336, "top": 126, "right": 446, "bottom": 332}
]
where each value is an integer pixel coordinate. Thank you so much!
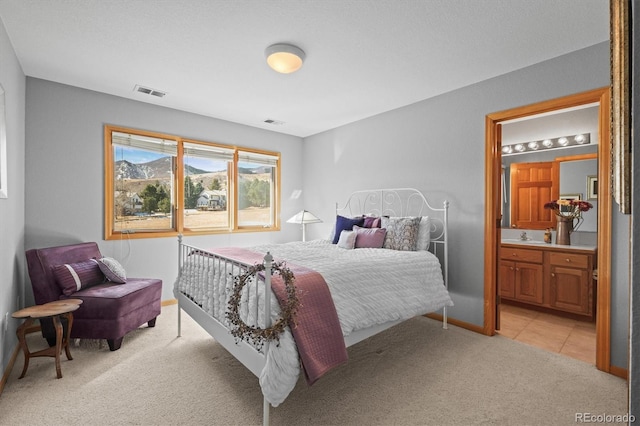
[{"left": 483, "top": 87, "right": 612, "bottom": 372}]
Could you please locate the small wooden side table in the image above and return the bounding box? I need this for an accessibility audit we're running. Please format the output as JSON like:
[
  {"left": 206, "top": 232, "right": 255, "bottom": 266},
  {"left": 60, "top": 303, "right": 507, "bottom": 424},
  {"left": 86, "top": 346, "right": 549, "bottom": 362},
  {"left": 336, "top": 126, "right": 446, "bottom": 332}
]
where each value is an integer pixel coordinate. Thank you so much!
[{"left": 12, "top": 299, "right": 83, "bottom": 379}]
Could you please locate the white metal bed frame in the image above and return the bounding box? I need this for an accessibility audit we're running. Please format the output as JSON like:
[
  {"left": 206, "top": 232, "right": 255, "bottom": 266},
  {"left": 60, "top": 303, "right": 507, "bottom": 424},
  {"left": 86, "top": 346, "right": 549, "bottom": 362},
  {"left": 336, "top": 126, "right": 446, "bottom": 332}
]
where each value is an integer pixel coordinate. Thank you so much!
[{"left": 174, "top": 188, "right": 449, "bottom": 425}]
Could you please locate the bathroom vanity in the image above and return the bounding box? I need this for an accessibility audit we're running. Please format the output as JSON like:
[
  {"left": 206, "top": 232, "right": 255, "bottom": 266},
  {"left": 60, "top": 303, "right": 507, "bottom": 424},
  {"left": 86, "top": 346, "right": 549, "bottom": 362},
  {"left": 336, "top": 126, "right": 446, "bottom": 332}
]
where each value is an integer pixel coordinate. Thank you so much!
[{"left": 500, "top": 240, "right": 597, "bottom": 319}]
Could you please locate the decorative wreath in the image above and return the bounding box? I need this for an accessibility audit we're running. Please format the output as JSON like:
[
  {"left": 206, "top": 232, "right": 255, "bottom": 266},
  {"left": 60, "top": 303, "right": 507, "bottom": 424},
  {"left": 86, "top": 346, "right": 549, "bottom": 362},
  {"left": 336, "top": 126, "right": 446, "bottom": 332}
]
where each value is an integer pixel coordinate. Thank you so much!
[{"left": 226, "top": 261, "right": 300, "bottom": 348}]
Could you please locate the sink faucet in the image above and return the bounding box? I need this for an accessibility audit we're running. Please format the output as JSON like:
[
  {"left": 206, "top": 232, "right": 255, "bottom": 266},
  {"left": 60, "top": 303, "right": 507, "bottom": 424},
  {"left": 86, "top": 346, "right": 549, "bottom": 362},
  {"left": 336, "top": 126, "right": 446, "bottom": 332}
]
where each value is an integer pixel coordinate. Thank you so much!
[{"left": 520, "top": 231, "right": 529, "bottom": 241}]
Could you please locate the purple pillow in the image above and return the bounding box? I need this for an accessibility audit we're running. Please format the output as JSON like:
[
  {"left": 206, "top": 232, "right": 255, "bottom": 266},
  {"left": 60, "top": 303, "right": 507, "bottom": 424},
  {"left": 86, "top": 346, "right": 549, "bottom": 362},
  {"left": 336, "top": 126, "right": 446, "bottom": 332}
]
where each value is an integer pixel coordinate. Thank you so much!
[
  {"left": 353, "top": 225, "right": 387, "bottom": 248},
  {"left": 332, "top": 215, "right": 365, "bottom": 244},
  {"left": 363, "top": 216, "right": 381, "bottom": 228},
  {"left": 52, "top": 259, "right": 105, "bottom": 296}
]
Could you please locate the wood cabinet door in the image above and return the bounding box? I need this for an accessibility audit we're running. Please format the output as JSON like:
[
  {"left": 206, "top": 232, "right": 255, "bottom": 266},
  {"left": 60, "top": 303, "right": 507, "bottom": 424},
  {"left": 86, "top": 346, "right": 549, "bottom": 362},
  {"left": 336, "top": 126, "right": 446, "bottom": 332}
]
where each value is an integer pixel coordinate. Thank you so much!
[
  {"left": 499, "top": 260, "right": 516, "bottom": 299},
  {"left": 510, "top": 161, "right": 559, "bottom": 229},
  {"left": 550, "top": 266, "right": 591, "bottom": 315},
  {"left": 514, "top": 262, "right": 544, "bottom": 304}
]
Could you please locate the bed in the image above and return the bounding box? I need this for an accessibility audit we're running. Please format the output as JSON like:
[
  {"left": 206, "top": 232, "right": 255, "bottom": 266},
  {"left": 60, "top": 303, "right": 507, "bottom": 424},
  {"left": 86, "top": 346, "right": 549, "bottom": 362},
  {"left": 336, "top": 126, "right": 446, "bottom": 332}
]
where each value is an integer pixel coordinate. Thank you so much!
[{"left": 173, "top": 188, "right": 453, "bottom": 425}]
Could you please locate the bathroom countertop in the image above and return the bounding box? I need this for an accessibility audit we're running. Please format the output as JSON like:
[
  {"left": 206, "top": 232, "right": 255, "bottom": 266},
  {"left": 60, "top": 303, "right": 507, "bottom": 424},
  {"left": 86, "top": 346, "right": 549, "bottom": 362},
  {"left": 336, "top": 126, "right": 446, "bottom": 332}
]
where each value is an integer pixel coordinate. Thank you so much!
[{"left": 501, "top": 239, "right": 597, "bottom": 252}]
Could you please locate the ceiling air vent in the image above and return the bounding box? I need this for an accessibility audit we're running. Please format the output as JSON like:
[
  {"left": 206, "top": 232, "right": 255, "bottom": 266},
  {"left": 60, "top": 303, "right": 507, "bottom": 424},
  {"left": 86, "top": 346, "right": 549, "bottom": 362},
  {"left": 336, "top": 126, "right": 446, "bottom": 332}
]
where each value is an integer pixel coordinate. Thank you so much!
[
  {"left": 264, "top": 119, "right": 285, "bottom": 125},
  {"left": 134, "top": 85, "right": 166, "bottom": 98}
]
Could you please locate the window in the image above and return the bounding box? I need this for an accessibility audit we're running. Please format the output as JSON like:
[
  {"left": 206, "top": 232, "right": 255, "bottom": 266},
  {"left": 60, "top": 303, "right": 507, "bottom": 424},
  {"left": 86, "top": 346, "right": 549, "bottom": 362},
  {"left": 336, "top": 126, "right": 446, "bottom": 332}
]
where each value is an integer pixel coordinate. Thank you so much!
[
  {"left": 183, "top": 141, "right": 233, "bottom": 231},
  {"left": 109, "top": 131, "right": 177, "bottom": 233},
  {"left": 237, "top": 150, "right": 279, "bottom": 228},
  {"left": 104, "top": 125, "right": 280, "bottom": 239}
]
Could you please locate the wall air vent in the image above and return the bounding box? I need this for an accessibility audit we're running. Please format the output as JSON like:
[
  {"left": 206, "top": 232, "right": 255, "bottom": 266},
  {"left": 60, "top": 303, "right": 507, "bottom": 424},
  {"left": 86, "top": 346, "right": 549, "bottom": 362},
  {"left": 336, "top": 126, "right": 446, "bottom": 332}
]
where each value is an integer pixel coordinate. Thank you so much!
[
  {"left": 134, "top": 85, "right": 166, "bottom": 98},
  {"left": 263, "top": 119, "right": 285, "bottom": 125}
]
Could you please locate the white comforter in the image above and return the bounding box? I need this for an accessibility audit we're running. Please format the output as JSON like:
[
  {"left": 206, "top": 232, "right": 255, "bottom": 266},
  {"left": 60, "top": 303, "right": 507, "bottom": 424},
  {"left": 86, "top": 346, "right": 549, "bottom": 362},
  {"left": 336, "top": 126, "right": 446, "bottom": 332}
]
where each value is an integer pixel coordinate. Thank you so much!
[{"left": 176, "top": 240, "right": 453, "bottom": 406}]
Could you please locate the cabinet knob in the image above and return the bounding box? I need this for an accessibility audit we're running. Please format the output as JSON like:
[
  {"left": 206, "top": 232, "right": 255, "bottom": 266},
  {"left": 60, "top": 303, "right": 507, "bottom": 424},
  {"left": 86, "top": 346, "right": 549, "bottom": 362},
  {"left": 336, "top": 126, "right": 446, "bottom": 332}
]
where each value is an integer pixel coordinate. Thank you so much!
[
  {"left": 512, "top": 253, "right": 516, "bottom": 256},
  {"left": 515, "top": 268, "right": 520, "bottom": 271},
  {"left": 551, "top": 273, "right": 555, "bottom": 277},
  {"left": 565, "top": 258, "right": 571, "bottom": 263},
  {"left": 510, "top": 267, "right": 514, "bottom": 270}
]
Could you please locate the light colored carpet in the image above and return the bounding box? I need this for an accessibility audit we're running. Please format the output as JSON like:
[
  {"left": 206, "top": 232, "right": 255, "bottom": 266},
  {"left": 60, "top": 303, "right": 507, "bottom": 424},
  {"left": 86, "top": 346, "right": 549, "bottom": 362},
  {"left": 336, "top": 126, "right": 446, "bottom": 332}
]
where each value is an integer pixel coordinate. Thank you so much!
[{"left": 0, "top": 304, "right": 628, "bottom": 426}]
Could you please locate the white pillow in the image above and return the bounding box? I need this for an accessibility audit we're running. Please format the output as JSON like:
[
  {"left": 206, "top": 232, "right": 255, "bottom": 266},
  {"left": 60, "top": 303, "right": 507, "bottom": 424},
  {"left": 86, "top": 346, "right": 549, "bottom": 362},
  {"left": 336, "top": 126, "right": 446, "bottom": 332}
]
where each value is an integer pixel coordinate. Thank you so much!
[
  {"left": 97, "top": 257, "right": 127, "bottom": 284},
  {"left": 337, "top": 230, "right": 357, "bottom": 249},
  {"left": 416, "top": 216, "right": 431, "bottom": 251}
]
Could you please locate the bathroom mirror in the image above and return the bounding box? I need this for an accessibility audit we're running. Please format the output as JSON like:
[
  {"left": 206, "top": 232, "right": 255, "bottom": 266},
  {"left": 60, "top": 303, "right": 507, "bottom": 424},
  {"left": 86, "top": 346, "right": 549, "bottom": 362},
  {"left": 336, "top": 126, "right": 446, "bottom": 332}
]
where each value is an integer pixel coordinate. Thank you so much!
[
  {"left": 500, "top": 105, "right": 599, "bottom": 231},
  {"left": 0, "top": 83, "right": 7, "bottom": 199}
]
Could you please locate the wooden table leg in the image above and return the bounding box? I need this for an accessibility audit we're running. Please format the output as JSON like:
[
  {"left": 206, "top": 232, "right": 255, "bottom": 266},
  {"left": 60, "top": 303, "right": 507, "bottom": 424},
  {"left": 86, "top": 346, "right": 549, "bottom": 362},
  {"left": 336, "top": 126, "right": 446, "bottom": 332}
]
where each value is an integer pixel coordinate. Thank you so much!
[
  {"left": 62, "top": 312, "right": 74, "bottom": 361},
  {"left": 16, "top": 318, "right": 35, "bottom": 379},
  {"left": 52, "top": 314, "right": 63, "bottom": 379}
]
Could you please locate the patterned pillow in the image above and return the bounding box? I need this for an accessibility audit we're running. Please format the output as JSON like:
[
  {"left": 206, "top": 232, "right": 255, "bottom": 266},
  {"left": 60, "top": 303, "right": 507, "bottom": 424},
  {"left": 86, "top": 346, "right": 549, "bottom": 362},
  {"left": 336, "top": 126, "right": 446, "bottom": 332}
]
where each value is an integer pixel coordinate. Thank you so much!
[
  {"left": 97, "top": 257, "right": 127, "bottom": 284},
  {"left": 381, "top": 216, "right": 422, "bottom": 251},
  {"left": 337, "top": 230, "right": 357, "bottom": 249},
  {"left": 52, "top": 259, "right": 105, "bottom": 296},
  {"left": 353, "top": 225, "right": 387, "bottom": 248},
  {"left": 331, "top": 215, "right": 365, "bottom": 244}
]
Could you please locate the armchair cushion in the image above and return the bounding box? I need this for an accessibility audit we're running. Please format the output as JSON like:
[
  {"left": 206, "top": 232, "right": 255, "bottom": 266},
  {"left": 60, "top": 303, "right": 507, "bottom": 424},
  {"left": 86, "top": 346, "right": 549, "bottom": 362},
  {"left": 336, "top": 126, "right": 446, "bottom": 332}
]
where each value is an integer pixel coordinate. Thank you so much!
[
  {"left": 70, "top": 279, "right": 161, "bottom": 320},
  {"left": 66, "top": 278, "right": 162, "bottom": 340}
]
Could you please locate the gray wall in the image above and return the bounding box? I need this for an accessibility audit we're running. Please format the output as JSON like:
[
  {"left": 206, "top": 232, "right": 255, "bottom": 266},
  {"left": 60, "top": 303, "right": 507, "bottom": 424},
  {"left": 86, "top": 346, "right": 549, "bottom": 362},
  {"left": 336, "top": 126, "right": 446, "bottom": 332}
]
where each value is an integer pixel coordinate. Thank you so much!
[
  {"left": 24, "top": 78, "right": 305, "bottom": 303},
  {"left": 0, "top": 18, "right": 26, "bottom": 374},
  {"left": 302, "top": 41, "right": 630, "bottom": 369}
]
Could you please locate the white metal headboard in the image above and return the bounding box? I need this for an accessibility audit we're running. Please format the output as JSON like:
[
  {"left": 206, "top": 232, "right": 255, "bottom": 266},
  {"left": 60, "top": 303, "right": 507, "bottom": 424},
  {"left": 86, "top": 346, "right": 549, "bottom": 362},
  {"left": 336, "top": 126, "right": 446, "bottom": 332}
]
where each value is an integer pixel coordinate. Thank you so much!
[{"left": 336, "top": 187, "right": 449, "bottom": 304}]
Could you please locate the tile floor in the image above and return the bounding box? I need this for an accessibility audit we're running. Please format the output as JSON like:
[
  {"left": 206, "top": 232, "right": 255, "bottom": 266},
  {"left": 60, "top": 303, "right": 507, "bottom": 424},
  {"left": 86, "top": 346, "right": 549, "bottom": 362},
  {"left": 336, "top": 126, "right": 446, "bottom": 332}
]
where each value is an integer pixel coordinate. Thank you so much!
[{"left": 497, "top": 303, "right": 596, "bottom": 365}]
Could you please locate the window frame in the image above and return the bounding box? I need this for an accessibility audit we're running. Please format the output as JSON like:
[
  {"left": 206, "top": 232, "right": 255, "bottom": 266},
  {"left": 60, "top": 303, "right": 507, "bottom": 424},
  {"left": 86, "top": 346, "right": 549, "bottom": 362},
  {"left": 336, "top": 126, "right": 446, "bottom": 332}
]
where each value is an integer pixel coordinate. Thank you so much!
[
  {"left": 236, "top": 147, "right": 280, "bottom": 229},
  {"left": 104, "top": 125, "right": 281, "bottom": 240}
]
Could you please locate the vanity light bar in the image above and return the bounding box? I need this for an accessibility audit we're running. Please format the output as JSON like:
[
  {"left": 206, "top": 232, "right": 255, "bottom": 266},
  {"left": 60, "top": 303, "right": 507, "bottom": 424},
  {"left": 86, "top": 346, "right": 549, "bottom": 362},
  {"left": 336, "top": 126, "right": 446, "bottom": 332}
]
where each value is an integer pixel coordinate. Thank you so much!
[{"left": 502, "top": 133, "right": 590, "bottom": 156}]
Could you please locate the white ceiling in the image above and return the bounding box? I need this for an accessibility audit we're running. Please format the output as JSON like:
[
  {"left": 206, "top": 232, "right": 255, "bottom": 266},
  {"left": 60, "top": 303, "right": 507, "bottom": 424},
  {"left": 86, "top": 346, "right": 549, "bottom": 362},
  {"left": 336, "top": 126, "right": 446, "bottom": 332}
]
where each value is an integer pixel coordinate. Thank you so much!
[{"left": 0, "top": 0, "right": 609, "bottom": 138}]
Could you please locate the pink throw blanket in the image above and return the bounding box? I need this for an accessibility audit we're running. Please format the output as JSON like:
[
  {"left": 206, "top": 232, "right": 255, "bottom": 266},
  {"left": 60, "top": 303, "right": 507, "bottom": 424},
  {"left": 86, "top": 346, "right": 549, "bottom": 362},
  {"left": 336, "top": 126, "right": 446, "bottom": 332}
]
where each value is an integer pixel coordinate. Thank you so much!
[{"left": 211, "top": 247, "right": 347, "bottom": 385}]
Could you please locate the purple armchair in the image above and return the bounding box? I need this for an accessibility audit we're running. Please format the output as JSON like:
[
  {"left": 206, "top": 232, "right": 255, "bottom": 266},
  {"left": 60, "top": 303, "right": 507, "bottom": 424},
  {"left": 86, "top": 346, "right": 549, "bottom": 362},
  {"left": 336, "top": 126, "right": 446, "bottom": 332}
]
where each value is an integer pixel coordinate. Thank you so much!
[{"left": 26, "top": 242, "right": 162, "bottom": 351}]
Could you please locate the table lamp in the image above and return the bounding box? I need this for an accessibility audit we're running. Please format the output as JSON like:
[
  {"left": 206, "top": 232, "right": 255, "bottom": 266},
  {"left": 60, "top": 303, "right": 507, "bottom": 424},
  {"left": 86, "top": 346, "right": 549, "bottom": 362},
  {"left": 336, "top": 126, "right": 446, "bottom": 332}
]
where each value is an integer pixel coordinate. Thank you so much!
[{"left": 286, "top": 210, "right": 322, "bottom": 242}]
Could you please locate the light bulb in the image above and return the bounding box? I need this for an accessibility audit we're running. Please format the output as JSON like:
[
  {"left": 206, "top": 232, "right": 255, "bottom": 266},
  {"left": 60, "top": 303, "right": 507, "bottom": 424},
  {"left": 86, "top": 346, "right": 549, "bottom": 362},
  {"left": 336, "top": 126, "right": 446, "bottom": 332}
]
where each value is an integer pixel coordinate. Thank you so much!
[
  {"left": 542, "top": 139, "right": 553, "bottom": 148},
  {"left": 558, "top": 137, "right": 569, "bottom": 146}
]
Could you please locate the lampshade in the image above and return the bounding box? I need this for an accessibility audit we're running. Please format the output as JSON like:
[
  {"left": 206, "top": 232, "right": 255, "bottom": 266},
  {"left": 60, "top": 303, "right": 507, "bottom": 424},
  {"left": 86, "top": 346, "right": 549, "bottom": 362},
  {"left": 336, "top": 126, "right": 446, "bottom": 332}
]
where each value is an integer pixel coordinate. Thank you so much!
[
  {"left": 265, "top": 43, "right": 305, "bottom": 74},
  {"left": 286, "top": 210, "right": 322, "bottom": 224},
  {"left": 287, "top": 210, "right": 321, "bottom": 242}
]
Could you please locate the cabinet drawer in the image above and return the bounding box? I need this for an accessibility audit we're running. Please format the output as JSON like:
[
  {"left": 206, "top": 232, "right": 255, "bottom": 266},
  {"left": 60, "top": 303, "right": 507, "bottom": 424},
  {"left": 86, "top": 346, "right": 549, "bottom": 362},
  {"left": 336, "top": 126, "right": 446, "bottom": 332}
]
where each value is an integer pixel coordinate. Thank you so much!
[
  {"left": 549, "top": 252, "right": 589, "bottom": 269},
  {"left": 500, "top": 247, "right": 543, "bottom": 263}
]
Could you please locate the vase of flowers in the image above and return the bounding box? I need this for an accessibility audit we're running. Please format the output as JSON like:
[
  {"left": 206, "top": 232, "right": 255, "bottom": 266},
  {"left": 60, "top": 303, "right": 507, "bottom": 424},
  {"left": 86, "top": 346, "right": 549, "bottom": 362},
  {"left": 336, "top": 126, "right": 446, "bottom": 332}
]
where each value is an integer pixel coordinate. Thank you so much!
[{"left": 543, "top": 199, "right": 593, "bottom": 245}]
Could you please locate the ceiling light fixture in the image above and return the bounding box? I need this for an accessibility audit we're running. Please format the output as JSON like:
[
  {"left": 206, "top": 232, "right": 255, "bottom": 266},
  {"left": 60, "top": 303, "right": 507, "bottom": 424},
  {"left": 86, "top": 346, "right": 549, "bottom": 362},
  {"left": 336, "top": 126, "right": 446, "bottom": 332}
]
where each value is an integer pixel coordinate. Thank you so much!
[
  {"left": 502, "top": 133, "right": 590, "bottom": 156},
  {"left": 265, "top": 43, "right": 305, "bottom": 74}
]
